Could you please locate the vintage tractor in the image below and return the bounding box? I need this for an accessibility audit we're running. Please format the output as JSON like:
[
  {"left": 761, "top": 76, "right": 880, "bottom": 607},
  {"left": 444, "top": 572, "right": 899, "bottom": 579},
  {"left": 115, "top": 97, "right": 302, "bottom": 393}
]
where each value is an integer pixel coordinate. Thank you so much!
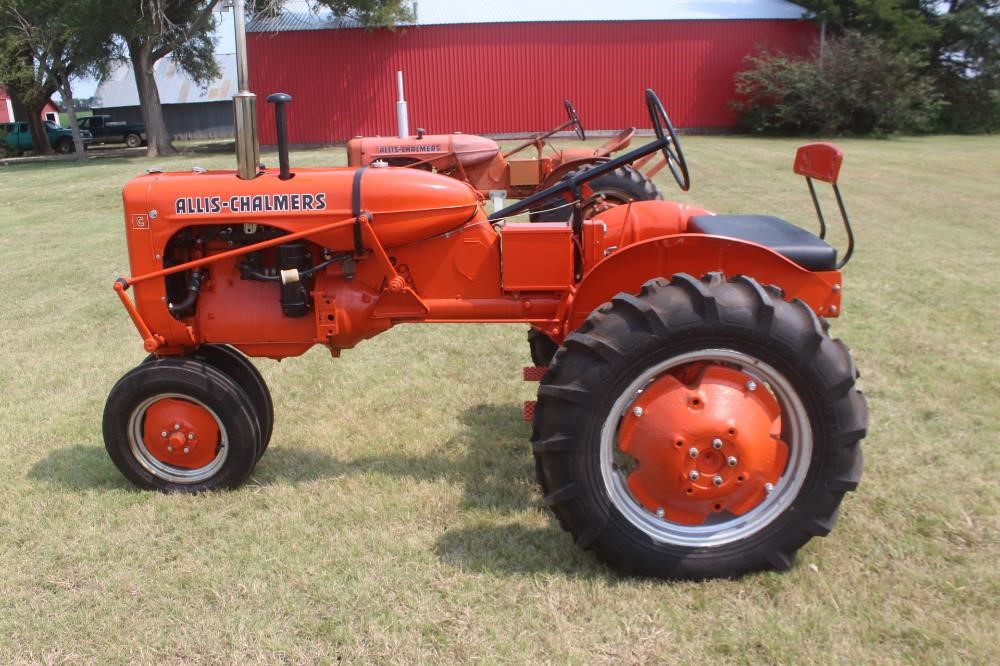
[
  {"left": 345, "top": 99, "right": 665, "bottom": 221},
  {"left": 105, "top": 12, "right": 867, "bottom": 578}
]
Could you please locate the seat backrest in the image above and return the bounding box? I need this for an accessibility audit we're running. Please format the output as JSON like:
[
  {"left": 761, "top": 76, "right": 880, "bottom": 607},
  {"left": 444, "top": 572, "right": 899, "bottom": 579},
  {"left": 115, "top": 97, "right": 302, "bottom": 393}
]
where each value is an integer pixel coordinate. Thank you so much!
[{"left": 794, "top": 142, "right": 843, "bottom": 184}]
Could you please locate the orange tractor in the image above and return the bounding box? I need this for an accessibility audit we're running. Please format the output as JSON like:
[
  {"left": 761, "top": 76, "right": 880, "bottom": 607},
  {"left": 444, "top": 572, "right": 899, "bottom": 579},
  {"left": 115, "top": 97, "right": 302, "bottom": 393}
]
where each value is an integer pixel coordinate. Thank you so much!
[
  {"left": 106, "top": 72, "right": 867, "bottom": 578},
  {"left": 346, "top": 99, "right": 665, "bottom": 221}
]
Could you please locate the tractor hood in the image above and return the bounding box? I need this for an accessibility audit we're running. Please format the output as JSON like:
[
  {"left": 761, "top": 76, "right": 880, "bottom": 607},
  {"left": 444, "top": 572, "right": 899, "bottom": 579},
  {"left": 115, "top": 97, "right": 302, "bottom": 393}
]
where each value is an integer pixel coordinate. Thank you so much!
[
  {"left": 346, "top": 134, "right": 500, "bottom": 168},
  {"left": 126, "top": 166, "right": 483, "bottom": 248}
]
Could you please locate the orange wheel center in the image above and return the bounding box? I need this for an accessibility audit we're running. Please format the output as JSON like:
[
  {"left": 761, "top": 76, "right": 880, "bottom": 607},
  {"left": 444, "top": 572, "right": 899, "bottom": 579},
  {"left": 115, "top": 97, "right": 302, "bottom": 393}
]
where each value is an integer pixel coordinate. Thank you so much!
[
  {"left": 618, "top": 364, "right": 788, "bottom": 525},
  {"left": 141, "top": 398, "right": 220, "bottom": 470}
]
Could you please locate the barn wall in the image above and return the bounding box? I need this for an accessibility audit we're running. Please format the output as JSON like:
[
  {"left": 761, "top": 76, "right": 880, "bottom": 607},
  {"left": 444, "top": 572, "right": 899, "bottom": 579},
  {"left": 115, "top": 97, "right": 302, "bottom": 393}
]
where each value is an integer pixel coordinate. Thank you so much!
[
  {"left": 248, "top": 19, "right": 818, "bottom": 144},
  {"left": 91, "top": 102, "right": 234, "bottom": 140}
]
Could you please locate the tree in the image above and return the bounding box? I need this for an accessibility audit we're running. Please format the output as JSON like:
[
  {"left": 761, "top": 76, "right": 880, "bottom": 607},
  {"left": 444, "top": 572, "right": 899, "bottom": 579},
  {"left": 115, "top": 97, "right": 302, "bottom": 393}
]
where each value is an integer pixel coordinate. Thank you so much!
[
  {"left": 106, "top": 0, "right": 414, "bottom": 158},
  {"left": 0, "top": 0, "right": 113, "bottom": 159},
  {"left": 795, "top": 0, "right": 1000, "bottom": 132}
]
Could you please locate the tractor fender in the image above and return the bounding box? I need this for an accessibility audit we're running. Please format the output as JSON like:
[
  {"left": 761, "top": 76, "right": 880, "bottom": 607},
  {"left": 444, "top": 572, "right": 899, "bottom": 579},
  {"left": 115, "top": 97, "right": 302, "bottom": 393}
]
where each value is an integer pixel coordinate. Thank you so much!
[
  {"left": 565, "top": 234, "right": 842, "bottom": 336},
  {"left": 539, "top": 156, "right": 611, "bottom": 190}
]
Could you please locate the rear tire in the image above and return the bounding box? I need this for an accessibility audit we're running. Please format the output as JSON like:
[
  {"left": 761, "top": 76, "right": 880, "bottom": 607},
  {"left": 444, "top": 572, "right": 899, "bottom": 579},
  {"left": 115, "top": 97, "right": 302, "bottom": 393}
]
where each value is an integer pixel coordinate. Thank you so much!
[
  {"left": 104, "top": 358, "right": 262, "bottom": 492},
  {"left": 125, "top": 133, "right": 143, "bottom": 148},
  {"left": 532, "top": 273, "right": 867, "bottom": 578},
  {"left": 530, "top": 165, "right": 662, "bottom": 222}
]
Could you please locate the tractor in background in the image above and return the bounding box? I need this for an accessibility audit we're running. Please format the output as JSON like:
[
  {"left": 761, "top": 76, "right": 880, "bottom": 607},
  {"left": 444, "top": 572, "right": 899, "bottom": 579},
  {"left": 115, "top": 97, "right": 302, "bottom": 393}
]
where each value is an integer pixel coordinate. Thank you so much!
[{"left": 346, "top": 99, "right": 665, "bottom": 221}]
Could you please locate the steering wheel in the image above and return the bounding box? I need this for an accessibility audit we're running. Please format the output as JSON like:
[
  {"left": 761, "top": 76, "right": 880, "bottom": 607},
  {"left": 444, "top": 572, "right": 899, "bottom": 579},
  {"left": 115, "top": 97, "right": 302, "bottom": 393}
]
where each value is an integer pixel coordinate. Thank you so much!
[
  {"left": 564, "top": 99, "right": 586, "bottom": 141},
  {"left": 645, "top": 89, "right": 690, "bottom": 191}
]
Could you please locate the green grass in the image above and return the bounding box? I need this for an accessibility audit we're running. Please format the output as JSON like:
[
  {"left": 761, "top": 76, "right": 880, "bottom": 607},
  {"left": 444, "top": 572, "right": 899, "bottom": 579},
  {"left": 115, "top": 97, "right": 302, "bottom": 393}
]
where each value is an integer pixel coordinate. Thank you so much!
[{"left": 0, "top": 135, "right": 998, "bottom": 663}]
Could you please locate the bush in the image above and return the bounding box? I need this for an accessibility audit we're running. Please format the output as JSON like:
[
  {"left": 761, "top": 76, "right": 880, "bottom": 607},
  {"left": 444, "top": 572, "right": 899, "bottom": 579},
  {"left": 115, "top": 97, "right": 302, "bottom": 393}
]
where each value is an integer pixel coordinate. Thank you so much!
[{"left": 732, "top": 32, "right": 943, "bottom": 135}]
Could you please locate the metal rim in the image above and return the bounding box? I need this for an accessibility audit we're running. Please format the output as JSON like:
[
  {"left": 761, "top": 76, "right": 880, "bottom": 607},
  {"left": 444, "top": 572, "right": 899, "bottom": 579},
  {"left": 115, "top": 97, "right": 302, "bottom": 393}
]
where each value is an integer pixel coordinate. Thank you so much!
[
  {"left": 599, "top": 348, "right": 813, "bottom": 547},
  {"left": 128, "top": 392, "right": 229, "bottom": 484}
]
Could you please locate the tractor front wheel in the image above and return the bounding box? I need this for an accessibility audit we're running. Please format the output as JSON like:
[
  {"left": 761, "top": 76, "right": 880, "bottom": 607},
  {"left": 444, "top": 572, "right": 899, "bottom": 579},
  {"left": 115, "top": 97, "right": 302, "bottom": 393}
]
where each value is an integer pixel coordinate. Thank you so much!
[
  {"left": 531, "top": 273, "right": 867, "bottom": 578},
  {"left": 103, "top": 358, "right": 262, "bottom": 491}
]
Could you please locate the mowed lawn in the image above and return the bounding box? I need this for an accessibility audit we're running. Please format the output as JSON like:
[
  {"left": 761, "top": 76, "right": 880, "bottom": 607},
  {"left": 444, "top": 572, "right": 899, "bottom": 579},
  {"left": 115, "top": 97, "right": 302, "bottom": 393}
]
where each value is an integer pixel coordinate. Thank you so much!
[{"left": 0, "top": 135, "right": 997, "bottom": 663}]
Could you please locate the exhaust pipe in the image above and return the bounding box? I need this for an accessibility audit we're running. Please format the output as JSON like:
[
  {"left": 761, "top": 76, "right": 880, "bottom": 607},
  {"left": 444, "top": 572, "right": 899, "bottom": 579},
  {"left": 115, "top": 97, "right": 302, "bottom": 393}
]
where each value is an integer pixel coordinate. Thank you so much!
[
  {"left": 231, "top": 0, "right": 259, "bottom": 179},
  {"left": 396, "top": 70, "right": 409, "bottom": 139}
]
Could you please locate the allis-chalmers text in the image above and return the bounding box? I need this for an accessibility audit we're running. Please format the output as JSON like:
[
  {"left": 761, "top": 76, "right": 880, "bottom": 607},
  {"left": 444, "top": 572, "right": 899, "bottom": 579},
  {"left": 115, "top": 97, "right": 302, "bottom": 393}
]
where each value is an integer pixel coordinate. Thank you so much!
[{"left": 174, "top": 193, "right": 328, "bottom": 215}]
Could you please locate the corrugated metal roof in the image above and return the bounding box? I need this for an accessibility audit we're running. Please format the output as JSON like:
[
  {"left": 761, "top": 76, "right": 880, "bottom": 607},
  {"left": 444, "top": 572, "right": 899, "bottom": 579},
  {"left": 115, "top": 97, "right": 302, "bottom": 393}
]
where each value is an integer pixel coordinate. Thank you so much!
[
  {"left": 93, "top": 54, "right": 237, "bottom": 108},
  {"left": 247, "top": 0, "right": 807, "bottom": 33}
]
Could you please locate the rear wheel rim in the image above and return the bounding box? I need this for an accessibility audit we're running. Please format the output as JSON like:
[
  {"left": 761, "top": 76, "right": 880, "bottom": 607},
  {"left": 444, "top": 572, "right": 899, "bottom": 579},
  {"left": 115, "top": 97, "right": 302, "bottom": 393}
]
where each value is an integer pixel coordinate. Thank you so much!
[
  {"left": 128, "top": 392, "right": 229, "bottom": 484},
  {"left": 600, "top": 348, "right": 812, "bottom": 547}
]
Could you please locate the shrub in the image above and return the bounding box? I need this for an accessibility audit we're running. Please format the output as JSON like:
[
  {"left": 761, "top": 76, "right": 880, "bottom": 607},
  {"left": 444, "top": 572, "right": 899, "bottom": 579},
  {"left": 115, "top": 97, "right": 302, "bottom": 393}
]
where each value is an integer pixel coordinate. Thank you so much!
[{"left": 732, "top": 31, "right": 944, "bottom": 135}]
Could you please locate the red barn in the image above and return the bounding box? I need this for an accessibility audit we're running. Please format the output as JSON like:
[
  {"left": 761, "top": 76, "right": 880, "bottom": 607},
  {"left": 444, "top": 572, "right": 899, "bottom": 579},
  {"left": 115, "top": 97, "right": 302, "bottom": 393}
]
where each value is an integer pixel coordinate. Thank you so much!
[
  {"left": 247, "top": 0, "right": 817, "bottom": 145},
  {"left": 0, "top": 87, "right": 59, "bottom": 123}
]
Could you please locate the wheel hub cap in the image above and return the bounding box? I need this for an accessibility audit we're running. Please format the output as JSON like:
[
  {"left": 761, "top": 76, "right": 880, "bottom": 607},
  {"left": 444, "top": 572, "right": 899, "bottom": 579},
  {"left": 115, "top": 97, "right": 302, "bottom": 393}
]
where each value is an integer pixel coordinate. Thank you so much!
[
  {"left": 141, "top": 398, "right": 220, "bottom": 469},
  {"left": 618, "top": 364, "right": 788, "bottom": 524}
]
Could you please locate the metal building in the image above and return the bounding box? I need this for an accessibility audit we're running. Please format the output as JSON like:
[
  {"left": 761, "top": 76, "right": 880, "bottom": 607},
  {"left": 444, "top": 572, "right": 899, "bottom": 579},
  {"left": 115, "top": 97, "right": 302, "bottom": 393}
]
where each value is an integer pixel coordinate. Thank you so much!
[
  {"left": 92, "top": 55, "right": 238, "bottom": 141},
  {"left": 246, "top": 0, "right": 817, "bottom": 144}
]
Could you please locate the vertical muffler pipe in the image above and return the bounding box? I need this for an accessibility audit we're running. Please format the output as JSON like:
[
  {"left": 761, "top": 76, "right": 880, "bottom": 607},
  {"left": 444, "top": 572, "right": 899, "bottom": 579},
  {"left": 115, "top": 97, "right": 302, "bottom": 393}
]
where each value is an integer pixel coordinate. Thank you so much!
[
  {"left": 396, "top": 70, "right": 409, "bottom": 139},
  {"left": 232, "top": 0, "right": 259, "bottom": 179}
]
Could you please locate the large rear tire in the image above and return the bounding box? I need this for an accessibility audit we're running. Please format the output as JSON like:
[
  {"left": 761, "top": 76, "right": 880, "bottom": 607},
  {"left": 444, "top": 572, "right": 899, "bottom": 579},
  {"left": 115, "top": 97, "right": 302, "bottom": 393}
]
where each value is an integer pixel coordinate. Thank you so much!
[
  {"left": 531, "top": 273, "right": 867, "bottom": 578},
  {"left": 104, "top": 358, "right": 262, "bottom": 492},
  {"left": 530, "top": 166, "right": 662, "bottom": 222}
]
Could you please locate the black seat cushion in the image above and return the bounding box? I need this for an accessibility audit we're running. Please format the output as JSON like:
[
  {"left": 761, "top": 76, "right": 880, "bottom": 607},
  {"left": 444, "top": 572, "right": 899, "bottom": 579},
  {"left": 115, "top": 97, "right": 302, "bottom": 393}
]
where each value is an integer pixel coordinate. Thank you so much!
[{"left": 688, "top": 215, "right": 837, "bottom": 271}]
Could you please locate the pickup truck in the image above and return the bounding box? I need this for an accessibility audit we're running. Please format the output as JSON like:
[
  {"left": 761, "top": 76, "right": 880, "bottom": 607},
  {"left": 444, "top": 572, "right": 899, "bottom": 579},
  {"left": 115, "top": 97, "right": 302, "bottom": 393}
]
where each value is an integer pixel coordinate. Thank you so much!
[
  {"left": 0, "top": 120, "right": 93, "bottom": 155},
  {"left": 77, "top": 115, "right": 146, "bottom": 147}
]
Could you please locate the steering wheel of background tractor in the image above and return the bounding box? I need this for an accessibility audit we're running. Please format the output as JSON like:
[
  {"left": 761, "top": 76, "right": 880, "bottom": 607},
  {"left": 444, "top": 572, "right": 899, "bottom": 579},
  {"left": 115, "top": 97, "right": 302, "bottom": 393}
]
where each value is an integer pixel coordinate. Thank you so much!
[
  {"left": 564, "top": 99, "right": 586, "bottom": 141},
  {"left": 645, "top": 89, "right": 690, "bottom": 191}
]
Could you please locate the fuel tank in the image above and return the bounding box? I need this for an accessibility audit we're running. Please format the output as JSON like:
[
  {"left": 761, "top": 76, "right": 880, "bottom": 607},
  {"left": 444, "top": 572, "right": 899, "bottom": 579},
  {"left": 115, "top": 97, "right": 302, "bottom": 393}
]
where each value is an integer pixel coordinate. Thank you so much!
[
  {"left": 346, "top": 134, "right": 500, "bottom": 168},
  {"left": 129, "top": 166, "right": 482, "bottom": 249}
]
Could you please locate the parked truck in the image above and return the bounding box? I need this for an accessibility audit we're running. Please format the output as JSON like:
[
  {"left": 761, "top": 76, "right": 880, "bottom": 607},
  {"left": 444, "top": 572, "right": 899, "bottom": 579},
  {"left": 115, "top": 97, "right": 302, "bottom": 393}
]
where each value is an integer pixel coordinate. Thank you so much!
[
  {"left": 77, "top": 115, "right": 146, "bottom": 148},
  {"left": 0, "top": 120, "right": 93, "bottom": 155}
]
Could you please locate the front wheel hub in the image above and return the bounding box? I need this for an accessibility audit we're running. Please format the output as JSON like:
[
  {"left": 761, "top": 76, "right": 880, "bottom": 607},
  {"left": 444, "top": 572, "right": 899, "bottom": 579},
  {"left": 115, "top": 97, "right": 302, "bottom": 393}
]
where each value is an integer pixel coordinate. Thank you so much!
[
  {"left": 618, "top": 364, "right": 788, "bottom": 525},
  {"left": 141, "top": 398, "right": 220, "bottom": 470}
]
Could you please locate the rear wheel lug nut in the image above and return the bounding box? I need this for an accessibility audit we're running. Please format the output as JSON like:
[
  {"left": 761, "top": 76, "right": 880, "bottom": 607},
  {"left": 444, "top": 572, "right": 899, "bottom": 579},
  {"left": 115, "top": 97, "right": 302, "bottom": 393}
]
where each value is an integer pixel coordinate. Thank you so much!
[
  {"left": 712, "top": 438, "right": 723, "bottom": 449},
  {"left": 688, "top": 447, "right": 699, "bottom": 458},
  {"left": 689, "top": 470, "right": 700, "bottom": 481},
  {"left": 727, "top": 456, "right": 738, "bottom": 467},
  {"left": 713, "top": 475, "right": 723, "bottom": 486}
]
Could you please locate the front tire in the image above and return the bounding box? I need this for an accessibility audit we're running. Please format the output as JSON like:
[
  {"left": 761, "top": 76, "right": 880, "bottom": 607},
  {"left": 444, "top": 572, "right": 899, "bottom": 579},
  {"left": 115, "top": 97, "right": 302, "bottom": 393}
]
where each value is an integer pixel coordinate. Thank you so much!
[
  {"left": 55, "top": 138, "right": 73, "bottom": 154},
  {"left": 103, "top": 358, "right": 262, "bottom": 492},
  {"left": 125, "top": 133, "right": 142, "bottom": 148},
  {"left": 532, "top": 273, "right": 867, "bottom": 578}
]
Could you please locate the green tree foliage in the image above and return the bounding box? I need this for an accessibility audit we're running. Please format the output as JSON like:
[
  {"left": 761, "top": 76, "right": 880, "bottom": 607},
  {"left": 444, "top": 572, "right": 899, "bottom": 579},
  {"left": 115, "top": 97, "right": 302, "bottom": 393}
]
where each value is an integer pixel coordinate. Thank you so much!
[
  {"left": 733, "top": 31, "right": 942, "bottom": 135},
  {"left": 0, "top": 0, "right": 112, "bottom": 156},
  {"left": 803, "top": 1, "right": 997, "bottom": 132}
]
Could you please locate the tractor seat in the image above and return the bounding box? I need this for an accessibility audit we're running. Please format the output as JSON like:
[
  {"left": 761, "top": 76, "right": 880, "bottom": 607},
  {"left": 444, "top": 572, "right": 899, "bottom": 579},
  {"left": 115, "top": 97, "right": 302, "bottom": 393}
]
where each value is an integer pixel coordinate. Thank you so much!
[{"left": 688, "top": 215, "right": 837, "bottom": 271}]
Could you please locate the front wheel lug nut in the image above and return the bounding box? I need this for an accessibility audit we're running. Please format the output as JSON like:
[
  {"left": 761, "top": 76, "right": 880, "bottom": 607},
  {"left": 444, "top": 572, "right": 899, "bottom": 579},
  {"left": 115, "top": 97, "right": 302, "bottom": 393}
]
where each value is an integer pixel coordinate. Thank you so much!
[
  {"left": 712, "top": 438, "right": 723, "bottom": 449},
  {"left": 713, "top": 475, "right": 723, "bottom": 486},
  {"left": 727, "top": 456, "right": 738, "bottom": 467},
  {"left": 632, "top": 406, "right": 644, "bottom": 417},
  {"left": 746, "top": 380, "right": 757, "bottom": 392},
  {"left": 187, "top": 433, "right": 195, "bottom": 441},
  {"left": 173, "top": 423, "right": 181, "bottom": 431},
  {"left": 655, "top": 507, "right": 665, "bottom": 518},
  {"left": 688, "top": 447, "right": 699, "bottom": 458},
  {"left": 689, "top": 470, "right": 700, "bottom": 481},
  {"left": 160, "top": 431, "right": 168, "bottom": 438},
  {"left": 166, "top": 446, "right": 173, "bottom": 452},
  {"left": 183, "top": 447, "right": 190, "bottom": 454},
  {"left": 765, "top": 482, "right": 774, "bottom": 493}
]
